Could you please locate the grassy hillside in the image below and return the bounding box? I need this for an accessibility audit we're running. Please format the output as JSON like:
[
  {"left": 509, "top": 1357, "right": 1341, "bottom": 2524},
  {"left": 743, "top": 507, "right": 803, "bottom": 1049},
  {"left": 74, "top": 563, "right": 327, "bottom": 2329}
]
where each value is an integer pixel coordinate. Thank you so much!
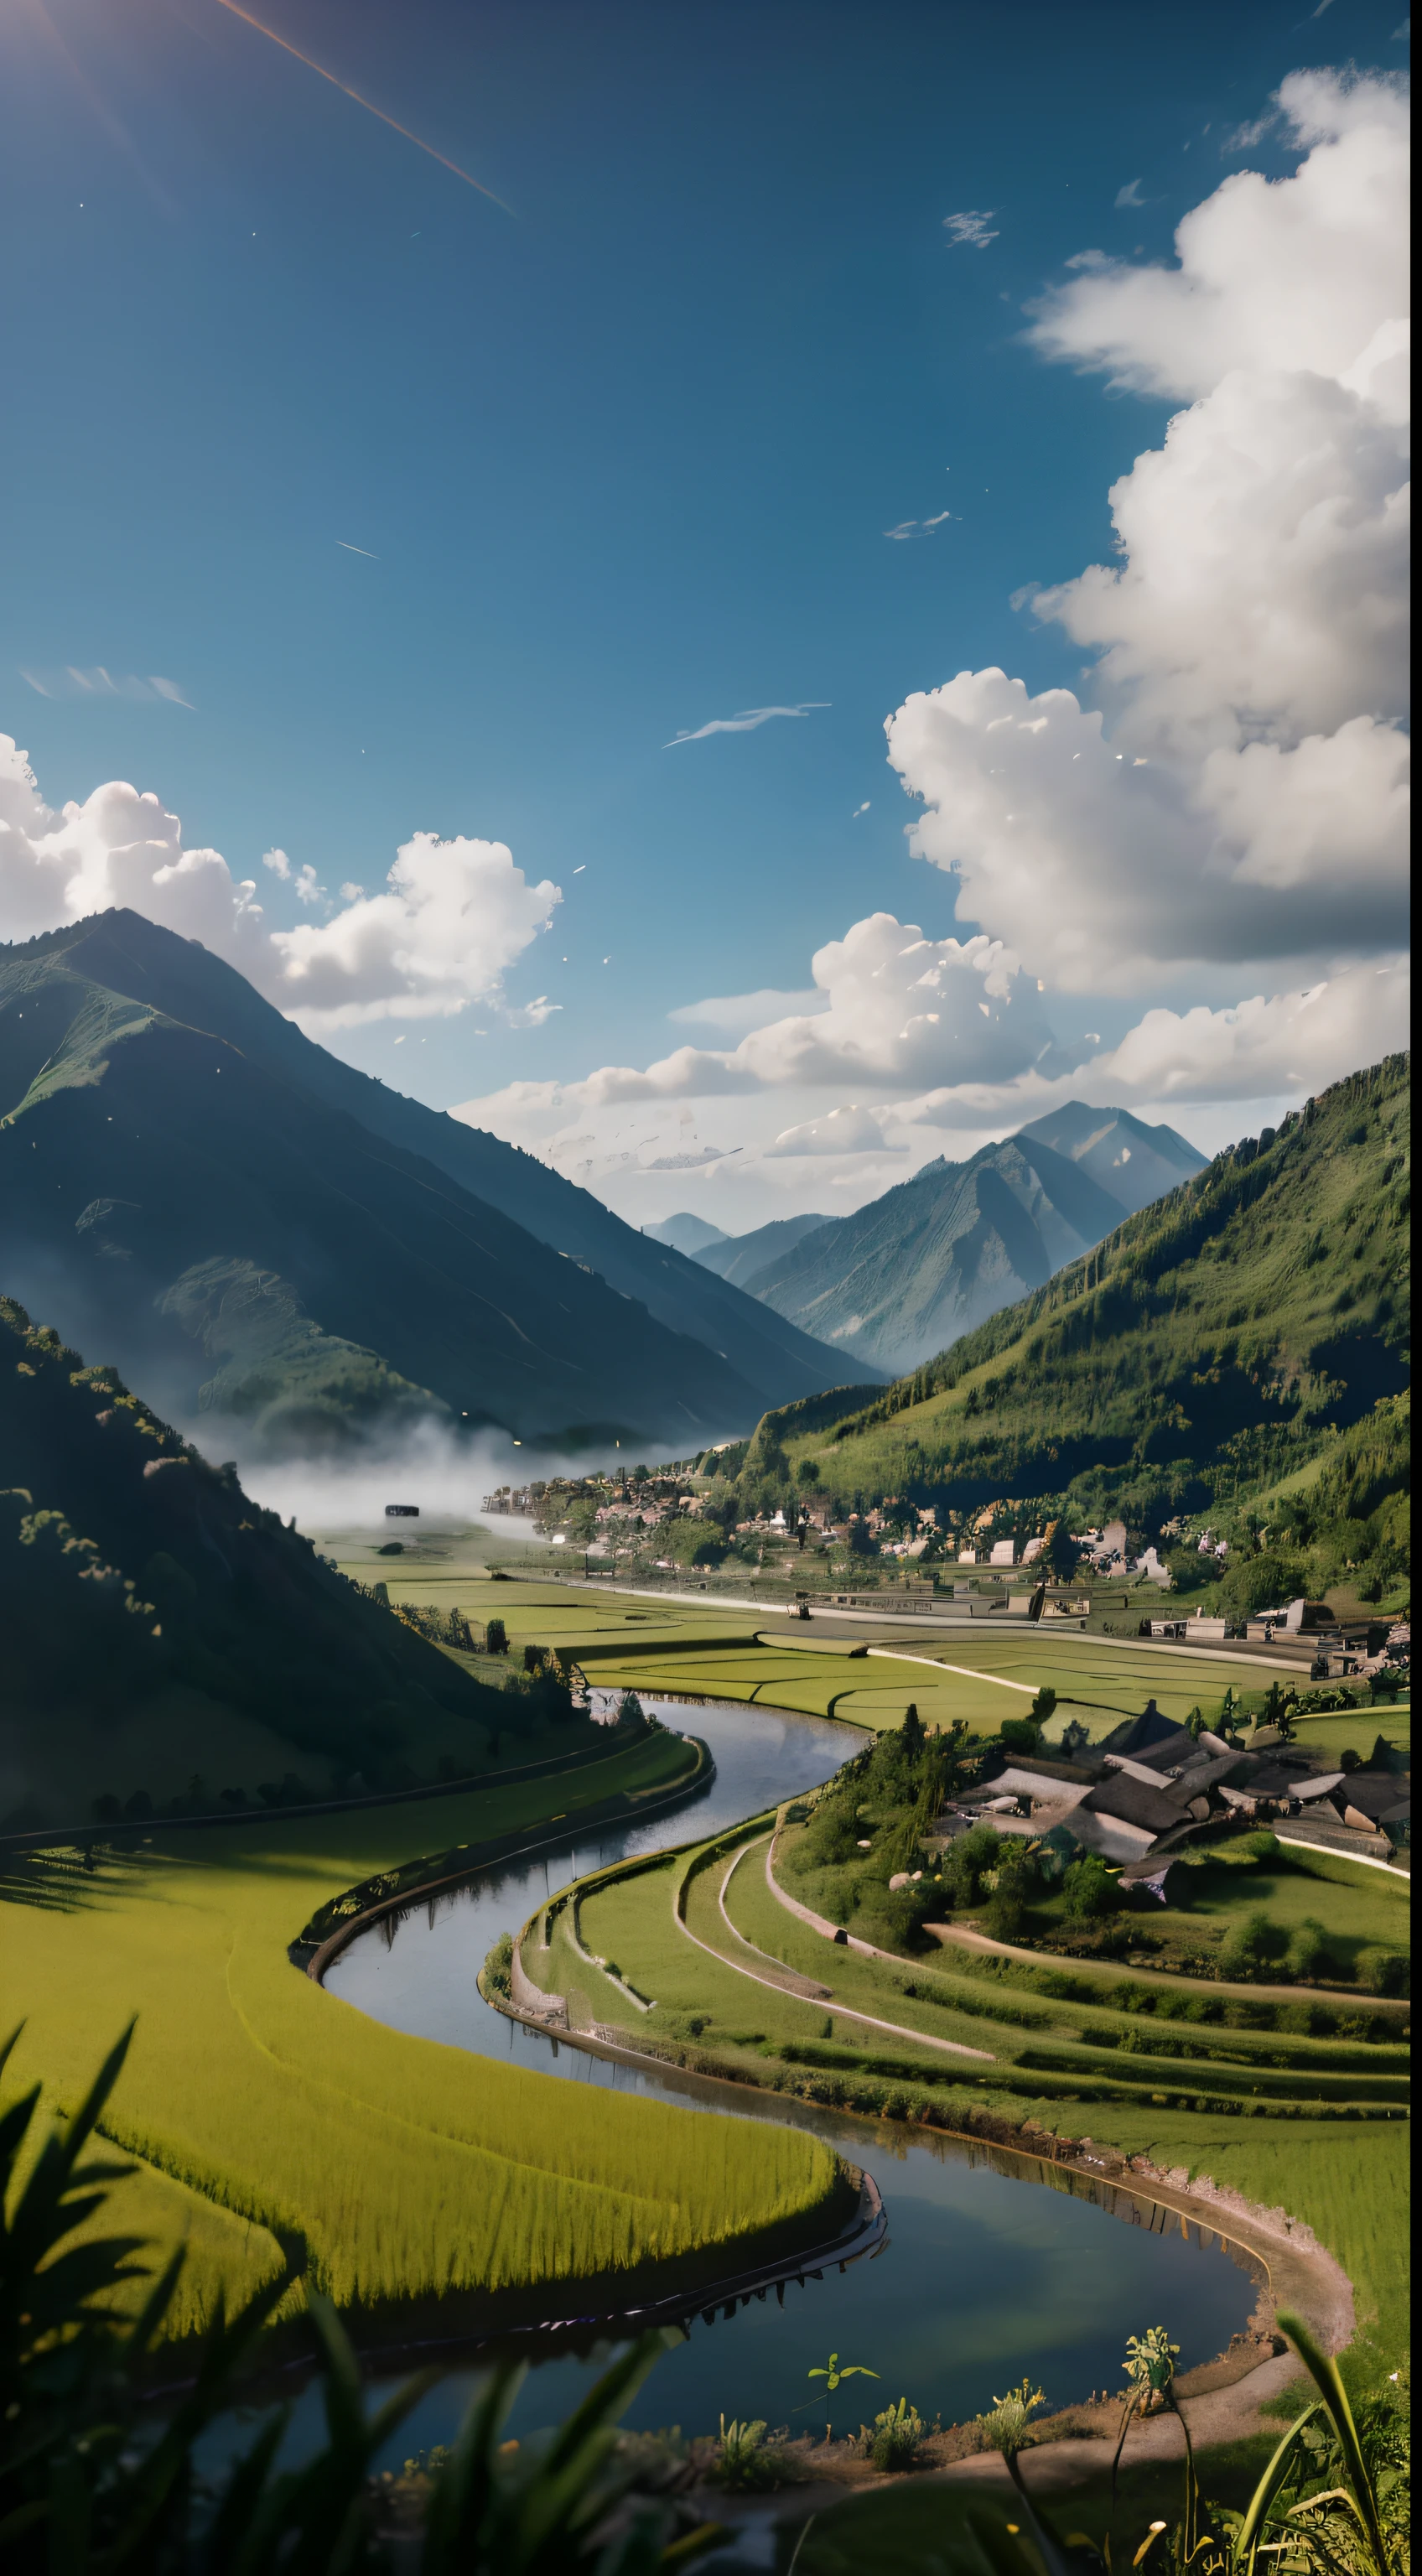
[
  {"left": 1, "top": 911, "right": 862, "bottom": 1437},
  {"left": 0, "top": 1298, "right": 612, "bottom": 1827},
  {"left": 742, "top": 1057, "right": 1409, "bottom": 1557}
]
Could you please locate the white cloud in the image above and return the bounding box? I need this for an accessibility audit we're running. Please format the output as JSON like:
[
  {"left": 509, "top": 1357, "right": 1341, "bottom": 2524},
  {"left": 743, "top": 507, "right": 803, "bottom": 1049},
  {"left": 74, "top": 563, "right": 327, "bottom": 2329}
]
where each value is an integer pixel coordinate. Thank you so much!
[
  {"left": 1113, "top": 179, "right": 1145, "bottom": 210},
  {"left": 887, "top": 70, "right": 1409, "bottom": 992},
  {"left": 890, "top": 961, "right": 1409, "bottom": 1130},
  {"left": 668, "top": 986, "right": 827, "bottom": 1035},
  {"left": 765, "top": 1104, "right": 894, "bottom": 1158},
  {"left": 664, "top": 703, "right": 829, "bottom": 746},
  {"left": 21, "top": 667, "right": 193, "bottom": 708},
  {"left": 1027, "top": 72, "right": 1408, "bottom": 397},
  {"left": 0, "top": 737, "right": 559, "bottom": 1031},
  {"left": 885, "top": 511, "right": 955, "bottom": 540},
  {"left": 943, "top": 210, "right": 999, "bottom": 249}
]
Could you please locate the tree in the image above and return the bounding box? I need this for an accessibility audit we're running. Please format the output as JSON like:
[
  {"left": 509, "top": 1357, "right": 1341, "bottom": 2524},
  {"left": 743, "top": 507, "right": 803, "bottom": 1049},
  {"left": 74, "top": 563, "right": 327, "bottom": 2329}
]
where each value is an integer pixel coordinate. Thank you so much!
[
  {"left": 485, "top": 1616, "right": 507, "bottom": 1655},
  {"left": 900, "top": 1702, "right": 925, "bottom": 1763},
  {"left": 1041, "top": 1519, "right": 1079, "bottom": 1582},
  {"left": 1062, "top": 1854, "right": 1118, "bottom": 1922}
]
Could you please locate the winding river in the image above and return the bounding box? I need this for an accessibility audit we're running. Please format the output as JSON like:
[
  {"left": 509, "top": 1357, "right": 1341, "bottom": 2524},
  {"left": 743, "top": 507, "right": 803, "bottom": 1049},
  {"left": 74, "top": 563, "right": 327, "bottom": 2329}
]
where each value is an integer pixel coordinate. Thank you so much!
[{"left": 324, "top": 1699, "right": 1259, "bottom": 2455}]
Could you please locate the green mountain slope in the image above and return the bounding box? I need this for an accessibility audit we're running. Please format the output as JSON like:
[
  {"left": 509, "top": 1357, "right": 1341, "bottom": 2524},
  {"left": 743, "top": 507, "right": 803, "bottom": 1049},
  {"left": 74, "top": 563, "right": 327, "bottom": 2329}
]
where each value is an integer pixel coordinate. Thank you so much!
[
  {"left": 0, "top": 918, "right": 862, "bottom": 1451},
  {"left": 745, "top": 1057, "right": 1409, "bottom": 1541},
  {"left": 747, "top": 1118, "right": 1204, "bottom": 1375},
  {"left": 0, "top": 1296, "right": 523, "bottom": 1830},
  {"left": 7, "top": 911, "right": 863, "bottom": 1425}
]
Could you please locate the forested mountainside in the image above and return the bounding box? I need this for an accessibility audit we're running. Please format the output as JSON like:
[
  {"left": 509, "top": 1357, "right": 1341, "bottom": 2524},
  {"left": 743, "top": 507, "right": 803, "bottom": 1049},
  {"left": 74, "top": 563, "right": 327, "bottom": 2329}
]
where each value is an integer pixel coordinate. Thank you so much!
[
  {"left": 0, "top": 917, "right": 860, "bottom": 1452},
  {"left": 745, "top": 1109, "right": 1206, "bottom": 1377},
  {"left": 0, "top": 913, "right": 860, "bottom": 1436},
  {"left": 740, "top": 1057, "right": 1409, "bottom": 1566},
  {"left": 0, "top": 1296, "right": 521, "bottom": 1829}
]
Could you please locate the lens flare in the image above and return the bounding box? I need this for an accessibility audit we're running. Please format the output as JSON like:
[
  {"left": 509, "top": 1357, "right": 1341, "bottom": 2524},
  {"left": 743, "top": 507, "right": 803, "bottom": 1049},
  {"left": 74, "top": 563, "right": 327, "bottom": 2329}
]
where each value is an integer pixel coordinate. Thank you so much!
[{"left": 208, "top": 0, "right": 511, "bottom": 211}]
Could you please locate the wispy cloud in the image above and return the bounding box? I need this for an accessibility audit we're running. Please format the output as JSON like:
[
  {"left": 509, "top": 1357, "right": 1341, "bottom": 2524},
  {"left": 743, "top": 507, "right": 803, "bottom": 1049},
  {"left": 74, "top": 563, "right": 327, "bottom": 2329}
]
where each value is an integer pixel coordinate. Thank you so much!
[
  {"left": 663, "top": 703, "right": 828, "bottom": 747},
  {"left": 1114, "top": 178, "right": 1146, "bottom": 208},
  {"left": 884, "top": 510, "right": 956, "bottom": 541},
  {"left": 20, "top": 667, "right": 193, "bottom": 707},
  {"left": 335, "top": 539, "right": 381, "bottom": 558},
  {"left": 943, "top": 209, "right": 999, "bottom": 249}
]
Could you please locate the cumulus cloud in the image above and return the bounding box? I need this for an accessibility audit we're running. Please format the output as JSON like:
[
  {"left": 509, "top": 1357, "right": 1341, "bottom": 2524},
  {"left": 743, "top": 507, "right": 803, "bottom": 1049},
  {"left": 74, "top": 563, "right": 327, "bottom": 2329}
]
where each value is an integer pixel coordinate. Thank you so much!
[
  {"left": 532, "top": 916, "right": 1057, "bottom": 1109},
  {"left": 1026, "top": 72, "right": 1409, "bottom": 397},
  {"left": 887, "top": 70, "right": 1409, "bottom": 992},
  {"left": 765, "top": 1104, "right": 895, "bottom": 1157},
  {"left": 0, "top": 737, "right": 559, "bottom": 1031},
  {"left": 890, "top": 959, "right": 1410, "bottom": 1131}
]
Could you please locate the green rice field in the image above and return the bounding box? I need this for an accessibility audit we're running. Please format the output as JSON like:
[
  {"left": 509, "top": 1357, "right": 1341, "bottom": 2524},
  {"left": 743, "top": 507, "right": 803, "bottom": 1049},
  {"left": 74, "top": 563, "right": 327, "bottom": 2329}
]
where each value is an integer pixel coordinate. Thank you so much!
[{"left": 0, "top": 1727, "right": 843, "bottom": 2341}]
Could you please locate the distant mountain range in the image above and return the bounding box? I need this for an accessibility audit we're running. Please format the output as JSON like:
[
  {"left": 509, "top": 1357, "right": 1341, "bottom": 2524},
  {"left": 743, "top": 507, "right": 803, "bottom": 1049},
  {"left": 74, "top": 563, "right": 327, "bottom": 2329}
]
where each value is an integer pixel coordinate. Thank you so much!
[
  {"left": 649, "top": 1107, "right": 1207, "bottom": 1379},
  {"left": 745, "top": 1055, "right": 1410, "bottom": 1539},
  {"left": 0, "top": 913, "right": 870, "bottom": 1456}
]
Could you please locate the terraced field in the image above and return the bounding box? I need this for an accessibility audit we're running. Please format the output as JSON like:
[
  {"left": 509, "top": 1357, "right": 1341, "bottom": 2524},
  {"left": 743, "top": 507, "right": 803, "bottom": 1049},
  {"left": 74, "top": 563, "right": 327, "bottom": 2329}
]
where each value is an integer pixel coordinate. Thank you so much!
[{"left": 517, "top": 1800, "right": 1411, "bottom": 2375}]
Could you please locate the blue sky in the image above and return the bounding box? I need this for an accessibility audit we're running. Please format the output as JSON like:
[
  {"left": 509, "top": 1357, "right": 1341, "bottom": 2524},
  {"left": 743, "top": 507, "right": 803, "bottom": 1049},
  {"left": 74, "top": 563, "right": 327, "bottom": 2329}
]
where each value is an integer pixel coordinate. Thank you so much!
[{"left": 1, "top": 1, "right": 1409, "bottom": 1228}]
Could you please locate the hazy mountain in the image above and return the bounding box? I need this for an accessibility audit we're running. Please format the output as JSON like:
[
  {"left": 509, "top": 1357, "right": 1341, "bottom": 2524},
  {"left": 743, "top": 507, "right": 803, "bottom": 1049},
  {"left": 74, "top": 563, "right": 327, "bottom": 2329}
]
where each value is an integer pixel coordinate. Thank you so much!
[
  {"left": 745, "top": 1111, "right": 1204, "bottom": 1377},
  {"left": 0, "top": 1291, "right": 511, "bottom": 1826},
  {"left": 692, "top": 1211, "right": 833, "bottom": 1288},
  {"left": 0, "top": 915, "right": 868, "bottom": 1453},
  {"left": 642, "top": 1213, "right": 729, "bottom": 1255},
  {"left": 747, "top": 1057, "right": 1409, "bottom": 1537},
  {"left": 1015, "top": 1104, "right": 1207, "bottom": 1215}
]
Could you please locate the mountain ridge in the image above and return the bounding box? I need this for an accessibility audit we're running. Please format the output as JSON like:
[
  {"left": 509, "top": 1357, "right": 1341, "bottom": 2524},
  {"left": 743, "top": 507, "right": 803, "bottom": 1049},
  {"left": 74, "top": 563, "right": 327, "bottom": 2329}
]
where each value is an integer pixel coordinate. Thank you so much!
[
  {"left": 9, "top": 911, "right": 864, "bottom": 1419},
  {"left": 744, "top": 1057, "right": 1409, "bottom": 1542},
  {"left": 0, "top": 916, "right": 871, "bottom": 1452},
  {"left": 743, "top": 1113, "right": 1205, "bottom": 1376}
]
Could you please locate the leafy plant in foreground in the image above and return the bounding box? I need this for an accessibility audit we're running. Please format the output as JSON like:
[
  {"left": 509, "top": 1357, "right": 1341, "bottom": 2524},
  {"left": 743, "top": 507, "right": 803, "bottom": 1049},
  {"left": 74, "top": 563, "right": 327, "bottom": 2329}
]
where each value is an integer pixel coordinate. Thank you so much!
[{"left": 0, "top": 2027, "right": 723, "bottom": 2571}]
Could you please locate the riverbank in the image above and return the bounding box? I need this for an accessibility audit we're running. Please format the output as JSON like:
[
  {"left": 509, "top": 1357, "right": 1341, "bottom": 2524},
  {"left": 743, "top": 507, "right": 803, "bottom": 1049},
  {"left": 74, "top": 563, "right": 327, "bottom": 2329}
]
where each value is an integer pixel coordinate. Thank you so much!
[{"left": 507, "top": 1788, "right": 1409, "bottom": 2397}]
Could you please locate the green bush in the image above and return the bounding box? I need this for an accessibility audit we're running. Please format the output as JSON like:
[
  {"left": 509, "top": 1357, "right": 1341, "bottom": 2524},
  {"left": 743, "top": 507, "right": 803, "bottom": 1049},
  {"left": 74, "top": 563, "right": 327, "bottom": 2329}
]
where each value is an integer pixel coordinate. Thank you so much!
[
  {"left": 1355, "top": 1946, "right": 1410, "bottom": 1998},
  {"left": 1062, "top": 1854, "right": 1118, "bottom": 1922},
  {"left": 1219, "top": 1910, "right": 1288, "bottom": 1979},
  {"left": 485, "top": 1615, "right": 507, "bottom": 1654},
  {"left": 1284, "top": 1917, "right": 1331, "bottom": 1982},
  {"left": 859, "top": 2398, "right": 929, "bottom": 2470}
]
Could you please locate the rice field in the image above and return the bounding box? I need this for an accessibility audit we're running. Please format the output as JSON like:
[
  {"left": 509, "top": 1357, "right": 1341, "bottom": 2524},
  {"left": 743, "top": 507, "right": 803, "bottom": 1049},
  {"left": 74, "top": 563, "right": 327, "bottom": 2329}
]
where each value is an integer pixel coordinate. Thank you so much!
[{"left": 0, "top": 1730, "right": 843, "bottom": 2340}]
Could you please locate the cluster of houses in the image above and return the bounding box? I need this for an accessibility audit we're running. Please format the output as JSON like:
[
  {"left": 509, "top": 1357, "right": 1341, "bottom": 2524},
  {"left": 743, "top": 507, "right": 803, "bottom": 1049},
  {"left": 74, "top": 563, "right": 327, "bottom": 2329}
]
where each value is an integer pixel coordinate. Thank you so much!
[{"left": 942, "top": 1699, "right": 1409, "bottom": 1890}]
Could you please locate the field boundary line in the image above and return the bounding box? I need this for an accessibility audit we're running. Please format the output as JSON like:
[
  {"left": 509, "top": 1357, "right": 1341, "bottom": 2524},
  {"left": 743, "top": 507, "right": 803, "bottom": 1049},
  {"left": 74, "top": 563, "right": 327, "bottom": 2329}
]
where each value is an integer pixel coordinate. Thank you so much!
[
  {"left": 667, "top": 1830, "right": 994, "bottom": 2061},
  {"left": 864, "top": 1648, "right": 1038, "bottom": 1694},
  {"left": 1268, "top": 1833, "right": 1411, "bottom": 1881}
]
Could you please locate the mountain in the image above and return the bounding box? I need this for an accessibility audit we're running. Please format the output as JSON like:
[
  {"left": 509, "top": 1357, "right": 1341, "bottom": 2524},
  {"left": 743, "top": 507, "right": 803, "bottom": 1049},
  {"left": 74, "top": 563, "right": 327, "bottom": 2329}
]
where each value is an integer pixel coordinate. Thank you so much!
[
  {"left": 692, "top": 1211, "right": 833, "bottom": 1289},
  {"left": 642, "top": 1213, "right": 729, "bottom": 1255},
  {"left": 1015, "top": 1104, "right": 1209, "bottom": 1215},
  {"left": 0, "top": 1293, "right": 516, "bottom": 1828},
  {"left": 745, "top": 1114, "right": 1205, "bottom": 1376},
  {"left": 744, "top": 1057, "right": 1410, "bottom": 1542},
  {"left": 0, "top": 914, "right": 872, "bottom": 1452}
]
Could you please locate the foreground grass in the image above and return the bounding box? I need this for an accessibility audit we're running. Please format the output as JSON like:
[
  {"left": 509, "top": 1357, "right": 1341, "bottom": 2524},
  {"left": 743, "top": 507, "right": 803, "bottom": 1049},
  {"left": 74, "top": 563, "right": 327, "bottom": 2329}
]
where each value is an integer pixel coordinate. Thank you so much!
[{"left": 1, "top": 1730, "right": 843, "bottom": 2342}]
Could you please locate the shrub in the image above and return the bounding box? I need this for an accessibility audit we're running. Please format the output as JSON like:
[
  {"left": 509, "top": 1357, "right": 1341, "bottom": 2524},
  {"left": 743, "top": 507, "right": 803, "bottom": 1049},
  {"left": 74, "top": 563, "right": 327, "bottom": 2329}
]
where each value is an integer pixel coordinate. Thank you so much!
[
  {"left": 1284, "top": 1917, "right": 1331, "bottom": 1982},
  {"left": 859, "top": 2398, "right": 929, "bottom": 2470},
  {"left": 711, "top": 2418, "right": 786, "bottom": 2491},
  {"left": 1219, "top": 1910, "right": 1287, "bottom": 1979},
  {"left": 482, "top": 1931, "right": 513, "bottom": 1999},
  {"left": 1355, "top": 1946, "right": 1410, "bottom": 1998},
  {"left": 977, "top": 2378, "right": 1046, "bottom": 2458},
  {"left": 484, "top": 1616, "right": 507, "bottom": 1654},
  {"left": 1062, "top": 1855, "right": 1118, "bottom": 1922},
  {"left": 999, "top": 1716, "right": 1044, "bottom": 1756}
]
